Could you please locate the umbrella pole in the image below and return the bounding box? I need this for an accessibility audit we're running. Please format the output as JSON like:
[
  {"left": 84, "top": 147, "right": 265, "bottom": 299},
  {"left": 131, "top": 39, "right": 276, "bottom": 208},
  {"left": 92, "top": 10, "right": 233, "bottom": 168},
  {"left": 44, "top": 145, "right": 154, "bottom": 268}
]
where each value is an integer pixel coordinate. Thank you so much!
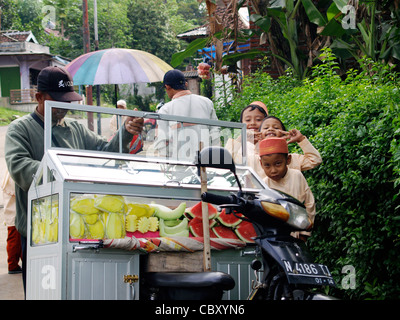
[
  {"left": 115, "top": 84, "right": 118, "bottom": 108},
  {"left": 115, "top": 84, "right": 123, "bottom": 153},
  {"left": 115, "top": 84, "right": 120, "bottom": 129},
  {"left": 96, "top": 85, "right": 101, "bottom": 135}
]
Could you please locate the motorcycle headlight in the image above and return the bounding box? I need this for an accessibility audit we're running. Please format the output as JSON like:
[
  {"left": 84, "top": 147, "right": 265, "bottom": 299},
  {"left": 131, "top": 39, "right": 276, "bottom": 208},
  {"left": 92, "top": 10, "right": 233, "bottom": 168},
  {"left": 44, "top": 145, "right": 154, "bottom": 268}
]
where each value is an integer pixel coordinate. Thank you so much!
[
  {"left": 284, "top": 201, "right": 313, "bottom": 230},
  {"left": 260, "top": 201, "right": 290, "bottom": 222}
]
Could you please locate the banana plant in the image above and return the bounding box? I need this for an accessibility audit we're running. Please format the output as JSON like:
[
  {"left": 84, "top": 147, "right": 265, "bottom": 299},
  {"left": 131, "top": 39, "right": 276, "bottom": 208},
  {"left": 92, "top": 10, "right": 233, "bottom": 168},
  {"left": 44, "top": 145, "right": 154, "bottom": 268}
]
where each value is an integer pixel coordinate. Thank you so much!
[
  {"left": 304, "top": 0, "right": 400, "bottom": 65},
  {"left": 250, "top": 0, "right": 307, "bottom": 78}
]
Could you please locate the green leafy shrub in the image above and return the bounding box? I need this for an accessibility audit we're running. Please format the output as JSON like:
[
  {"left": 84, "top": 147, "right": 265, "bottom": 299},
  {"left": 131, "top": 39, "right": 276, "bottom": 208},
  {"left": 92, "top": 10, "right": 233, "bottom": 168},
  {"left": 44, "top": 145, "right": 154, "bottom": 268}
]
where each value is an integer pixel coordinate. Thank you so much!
[{"left": 225, "top": 49, "right": 400, "bottom": 299}]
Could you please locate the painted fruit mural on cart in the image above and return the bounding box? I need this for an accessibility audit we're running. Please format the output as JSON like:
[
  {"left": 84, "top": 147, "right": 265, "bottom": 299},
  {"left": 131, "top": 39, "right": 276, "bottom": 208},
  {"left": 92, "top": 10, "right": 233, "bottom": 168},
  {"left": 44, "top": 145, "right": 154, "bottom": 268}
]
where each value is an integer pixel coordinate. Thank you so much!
[
  {"left": 68, "top": 194, "right": 257, "bottom": 243},
  {"left": 185, "top": 204, "right": 256, "bottom": 243}
]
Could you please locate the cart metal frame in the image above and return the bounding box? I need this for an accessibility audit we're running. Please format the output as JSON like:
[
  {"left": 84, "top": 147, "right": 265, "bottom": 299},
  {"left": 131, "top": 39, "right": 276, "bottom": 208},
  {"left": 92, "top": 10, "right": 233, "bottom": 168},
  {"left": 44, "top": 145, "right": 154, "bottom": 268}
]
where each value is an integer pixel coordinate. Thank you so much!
[{"left": 26, "top": 102, "right": 265, "bottom": 300}]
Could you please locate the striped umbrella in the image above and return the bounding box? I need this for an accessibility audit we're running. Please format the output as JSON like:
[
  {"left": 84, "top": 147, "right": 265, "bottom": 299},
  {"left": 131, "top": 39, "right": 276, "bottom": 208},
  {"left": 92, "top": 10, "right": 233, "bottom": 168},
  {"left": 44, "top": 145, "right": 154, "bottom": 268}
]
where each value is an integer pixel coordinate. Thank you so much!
[{"left": 65, "top": 48, "right": 172, "bottom": 85}]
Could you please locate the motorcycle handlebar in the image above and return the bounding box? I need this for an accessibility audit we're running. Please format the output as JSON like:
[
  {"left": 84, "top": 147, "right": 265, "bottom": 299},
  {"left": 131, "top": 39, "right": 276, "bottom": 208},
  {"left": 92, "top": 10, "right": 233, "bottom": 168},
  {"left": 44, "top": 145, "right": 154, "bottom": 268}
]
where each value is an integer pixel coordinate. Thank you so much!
[{"left": 201, "top": 192, "right": 236, "bottom": 205}]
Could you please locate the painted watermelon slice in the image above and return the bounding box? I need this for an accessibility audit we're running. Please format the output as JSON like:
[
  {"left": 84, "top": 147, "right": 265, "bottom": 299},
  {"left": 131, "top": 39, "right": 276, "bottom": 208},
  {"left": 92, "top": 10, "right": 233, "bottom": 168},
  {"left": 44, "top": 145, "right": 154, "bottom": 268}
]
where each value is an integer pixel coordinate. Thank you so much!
[
  {"left": 216, "top": 209, "right": 243, "bottom": 227},
  {"left": 189, "top": 217, "right": 217, "bottom": 227},
  {"left": 186, "top": 202, "right": 218, "bottom": 220},
  {"left": 189, "top": 221, "right": 217, "bottom": 238},
  {"left": 212, "top": 225, "right": 239, "bottom": 240},
  {"left": 235, "top": 221, "right": 257, "bottom": 243}
]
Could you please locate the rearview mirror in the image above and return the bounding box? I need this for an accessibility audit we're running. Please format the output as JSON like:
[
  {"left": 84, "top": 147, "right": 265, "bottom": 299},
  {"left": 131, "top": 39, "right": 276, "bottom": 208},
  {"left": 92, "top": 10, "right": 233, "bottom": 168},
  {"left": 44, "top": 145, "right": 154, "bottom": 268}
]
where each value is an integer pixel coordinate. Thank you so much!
[
  {"left": 196, "top": 147, "right": 242, "bottom": 191},
  {"left": 196, "top": 146, "right": 236, "bottom": 173}
]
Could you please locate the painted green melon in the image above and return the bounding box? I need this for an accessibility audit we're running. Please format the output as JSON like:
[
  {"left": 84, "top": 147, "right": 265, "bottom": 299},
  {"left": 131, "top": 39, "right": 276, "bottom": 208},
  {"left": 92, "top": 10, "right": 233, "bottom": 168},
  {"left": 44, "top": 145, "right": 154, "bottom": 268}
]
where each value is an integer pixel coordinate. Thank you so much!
[
  {"left": 185, "top": 202, "right": 218, "bottom": 220},
  {"left": 234, "top": 221, "right": 257, "bottom": 243},
  {"left": 151, "top": 202, "right": 186, "bottom": 220},
  {"left": 159, "top": 218, "right": 189, "bottom": 237},
  {"left": 216, "top": 208, "right": 243, "bottom": 227}
]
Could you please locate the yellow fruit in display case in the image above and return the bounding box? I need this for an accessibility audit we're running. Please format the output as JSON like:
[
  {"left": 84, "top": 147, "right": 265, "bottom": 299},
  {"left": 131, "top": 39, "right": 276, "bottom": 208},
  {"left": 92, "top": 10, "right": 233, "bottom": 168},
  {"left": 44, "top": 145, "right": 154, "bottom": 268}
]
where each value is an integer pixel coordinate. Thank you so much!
[
  {"left": 106, "top": 212, "right": 125, "bottom": 239},
  {"left": 82, "top": 213, "right": 99, "bottom": 225},
  {"left": 32, "top": 214, "right": 40, "bottom": 244},
  {"left": 70, "top": 211, "right": 85, "bottom": 239},
  {"left": 31, "top": 196, "right": 59, "bottom": 244},
  {"left": 148, "top": 217, "right": 159, "bottom": 232},
  {"left": 134, "top": 216, "right": 159, "bottom": 233},
  {"left": 45, "top": 207, "right": 59, "bottom": 243},
  {"left": 137, "top": 217, "right": 151, "bottom": 233},
  {"left": 126, "top": 215, "right": 138, "bottom": 232},
  {"left": 94, "top": 195, "right": 126, "bottom": 213},
  {"left": 87, "top": 220, "right": 105, "bottom": 239},
  {"left": 71, "top": 195, "right": 100, "bottom": 215},
  {"left": 126, "top": 203, "right": 155, "bottom": 218},
  {"left": 31, "top": 202, "right": 42, "bottom": 244}
]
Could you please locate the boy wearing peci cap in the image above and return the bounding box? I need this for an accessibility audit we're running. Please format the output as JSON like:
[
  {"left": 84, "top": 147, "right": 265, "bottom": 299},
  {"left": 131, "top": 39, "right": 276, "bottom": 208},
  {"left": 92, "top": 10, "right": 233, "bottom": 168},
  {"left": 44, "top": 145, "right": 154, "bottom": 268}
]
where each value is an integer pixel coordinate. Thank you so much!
[
  {"left": 5, "top": 66, "right": 144, "bottom": 295},
  {"left": 259, "top": 137, "right": 316, "bottom": 241}
]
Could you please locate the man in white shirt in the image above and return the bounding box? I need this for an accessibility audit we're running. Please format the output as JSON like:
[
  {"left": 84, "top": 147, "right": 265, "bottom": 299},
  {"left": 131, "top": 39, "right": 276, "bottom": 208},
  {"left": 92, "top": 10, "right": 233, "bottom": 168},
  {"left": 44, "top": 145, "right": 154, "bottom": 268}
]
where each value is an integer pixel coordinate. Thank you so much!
[{"left": 154, "top": 69, "right": 219, "bottom": 161}]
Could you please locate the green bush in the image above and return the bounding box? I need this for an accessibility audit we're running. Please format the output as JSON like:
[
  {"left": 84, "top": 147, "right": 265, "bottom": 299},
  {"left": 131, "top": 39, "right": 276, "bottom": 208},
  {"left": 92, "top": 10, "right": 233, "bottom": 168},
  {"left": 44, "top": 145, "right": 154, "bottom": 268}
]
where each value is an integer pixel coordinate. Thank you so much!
[{"left": 224, "top": 49, "right": 400, "bottom": 299}]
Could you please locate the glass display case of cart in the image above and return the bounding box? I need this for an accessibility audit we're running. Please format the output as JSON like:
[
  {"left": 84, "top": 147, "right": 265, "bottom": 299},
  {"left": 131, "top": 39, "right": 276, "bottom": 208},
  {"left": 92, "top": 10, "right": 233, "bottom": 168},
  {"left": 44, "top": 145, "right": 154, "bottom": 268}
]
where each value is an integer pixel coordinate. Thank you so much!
[{"left": 28, "top": 102, "right": 265, "bottom": 248}]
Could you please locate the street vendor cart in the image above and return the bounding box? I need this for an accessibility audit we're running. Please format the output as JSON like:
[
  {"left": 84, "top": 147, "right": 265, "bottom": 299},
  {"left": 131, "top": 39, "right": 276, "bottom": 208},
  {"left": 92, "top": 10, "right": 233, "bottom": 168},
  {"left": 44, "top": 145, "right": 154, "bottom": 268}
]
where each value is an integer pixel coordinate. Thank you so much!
[{"left": 26, "top": 102, "right": 266, "bottom": 300}]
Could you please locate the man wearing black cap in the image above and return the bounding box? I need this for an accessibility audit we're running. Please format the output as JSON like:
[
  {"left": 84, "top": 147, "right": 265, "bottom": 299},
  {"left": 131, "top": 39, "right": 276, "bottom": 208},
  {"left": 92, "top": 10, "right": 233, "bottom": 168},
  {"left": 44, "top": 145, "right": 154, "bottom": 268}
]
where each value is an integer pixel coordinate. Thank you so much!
[
  {"left": 4, "top": 66, "right": 144, "bottom": 295},
  {"left": 154, "top": 69, "right": 218, "bottom": 160}
]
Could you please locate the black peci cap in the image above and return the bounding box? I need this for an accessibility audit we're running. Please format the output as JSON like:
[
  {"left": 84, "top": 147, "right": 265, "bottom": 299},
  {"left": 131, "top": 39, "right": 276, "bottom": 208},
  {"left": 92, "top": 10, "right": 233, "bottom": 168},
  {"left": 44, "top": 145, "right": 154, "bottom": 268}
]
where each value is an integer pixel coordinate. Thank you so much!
[
  {"left": 37, "top": 66, "right": 82, "bottom": 102},
  {"left": 163, "top": 69, "right": 187, "bottom": 90}
]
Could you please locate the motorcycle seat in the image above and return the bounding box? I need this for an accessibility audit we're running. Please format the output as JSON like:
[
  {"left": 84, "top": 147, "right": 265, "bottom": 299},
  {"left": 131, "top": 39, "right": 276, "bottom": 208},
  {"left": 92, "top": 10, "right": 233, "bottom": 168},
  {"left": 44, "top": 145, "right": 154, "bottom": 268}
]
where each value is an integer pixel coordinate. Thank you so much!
[{"left": 145, "top": 271, "right": 235, "bottom": 290}]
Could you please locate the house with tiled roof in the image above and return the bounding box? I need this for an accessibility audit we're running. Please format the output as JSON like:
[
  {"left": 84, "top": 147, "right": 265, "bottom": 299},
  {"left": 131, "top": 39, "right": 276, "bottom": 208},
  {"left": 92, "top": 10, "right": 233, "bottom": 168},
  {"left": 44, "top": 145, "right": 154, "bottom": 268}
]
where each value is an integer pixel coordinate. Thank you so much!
[{"left": 0, "top": 30, "right": 69, "bottom": 111}]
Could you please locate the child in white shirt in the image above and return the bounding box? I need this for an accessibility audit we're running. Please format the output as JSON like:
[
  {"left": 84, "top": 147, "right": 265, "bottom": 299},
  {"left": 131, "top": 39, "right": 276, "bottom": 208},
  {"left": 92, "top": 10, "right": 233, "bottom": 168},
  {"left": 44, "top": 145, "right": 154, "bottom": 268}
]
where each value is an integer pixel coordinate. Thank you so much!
[{"left": 259, "top": 137, "right": 316, "bottom": 240}]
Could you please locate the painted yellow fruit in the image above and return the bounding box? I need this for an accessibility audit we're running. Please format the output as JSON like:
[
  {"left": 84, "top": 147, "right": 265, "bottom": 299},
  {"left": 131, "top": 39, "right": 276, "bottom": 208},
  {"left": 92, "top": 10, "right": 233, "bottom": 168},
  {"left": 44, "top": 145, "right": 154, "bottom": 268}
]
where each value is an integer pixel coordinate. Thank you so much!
[
  {"left": 70, "top": 211, "right": 85, "bottom": 238},
  {"left": 126, "top": 203, "right": 155, "bottom": 218},
  {"left": 45, "top": 218, "right": 58, "bottom": 243},
  {"left": 82, "top": 213, "right": 98, "bottom": 225},
  {"left": 148, "top": 217, "right": 159, "bottom": 232},
  {"left": 106, "top": 213, "right": 125, "bottom": 238},
  {"left": 137, "top": 217, "right": 150, "bottom": 233},
  {"left": 87, "top": 220, "right": 105, "bottom": 239},
  {"left": 45, "top": 207, "right": 58, "bottom": 243},
  {"left": 71, "top": 196, "right": 100, "bottom": 215},
  {"left": 95, "top": 195, "right": 126, "bottom": 213},
  {"left": 32, "top": 216, "right": 40, "bottom": 244},
  {"left": 126, "top": 215, "right": 138, "bottom": 232}
]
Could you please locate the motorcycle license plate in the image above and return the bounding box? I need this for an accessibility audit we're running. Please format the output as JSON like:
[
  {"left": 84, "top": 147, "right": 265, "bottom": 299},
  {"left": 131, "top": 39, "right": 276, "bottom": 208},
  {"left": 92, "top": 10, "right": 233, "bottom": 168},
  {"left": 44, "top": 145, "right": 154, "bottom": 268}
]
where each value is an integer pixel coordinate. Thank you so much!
[{"left": 282, "top": 260, "right": 336, "bottom": 287}]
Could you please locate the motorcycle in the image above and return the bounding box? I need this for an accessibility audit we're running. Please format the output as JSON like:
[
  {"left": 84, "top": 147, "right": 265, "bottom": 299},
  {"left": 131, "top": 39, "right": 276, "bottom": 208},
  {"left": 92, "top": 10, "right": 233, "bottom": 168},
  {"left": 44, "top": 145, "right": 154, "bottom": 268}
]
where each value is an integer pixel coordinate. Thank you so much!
[{"left": 198, "top": 146, "right": 337, "bottom": 300}]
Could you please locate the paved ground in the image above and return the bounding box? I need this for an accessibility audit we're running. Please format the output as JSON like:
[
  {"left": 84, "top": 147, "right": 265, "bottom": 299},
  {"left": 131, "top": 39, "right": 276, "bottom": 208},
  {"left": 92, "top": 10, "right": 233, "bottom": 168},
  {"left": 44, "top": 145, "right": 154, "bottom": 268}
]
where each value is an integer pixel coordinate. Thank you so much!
[
  {"left": 0, "top": 125, "right": 24, "bottom": 300},
  {"left": 0, "top": 209, "right": 24, "bottom": 300}
]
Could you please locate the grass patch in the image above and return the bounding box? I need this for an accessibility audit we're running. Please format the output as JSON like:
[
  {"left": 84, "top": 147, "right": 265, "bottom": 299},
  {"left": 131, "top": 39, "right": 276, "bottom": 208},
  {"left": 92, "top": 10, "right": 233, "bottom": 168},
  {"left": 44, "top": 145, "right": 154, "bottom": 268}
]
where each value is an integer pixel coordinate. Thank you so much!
[{"left": 0, "top": 107, "right": 29, "bottom": 126}]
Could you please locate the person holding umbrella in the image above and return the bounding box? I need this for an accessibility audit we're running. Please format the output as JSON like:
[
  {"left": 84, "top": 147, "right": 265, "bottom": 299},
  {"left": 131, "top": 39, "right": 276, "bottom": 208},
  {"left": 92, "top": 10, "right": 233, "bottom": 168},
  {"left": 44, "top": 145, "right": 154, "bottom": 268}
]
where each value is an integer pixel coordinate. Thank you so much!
[{"left": 4, "top": 66, "right": 144, "bottom": 296}]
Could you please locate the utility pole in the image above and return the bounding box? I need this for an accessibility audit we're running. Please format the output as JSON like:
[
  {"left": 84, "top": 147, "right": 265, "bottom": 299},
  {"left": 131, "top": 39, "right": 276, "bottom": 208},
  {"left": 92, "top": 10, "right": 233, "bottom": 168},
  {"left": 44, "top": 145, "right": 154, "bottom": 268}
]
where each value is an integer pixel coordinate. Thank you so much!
[{"left": 82, "top": 0, "right": 94, "bottom": 131}]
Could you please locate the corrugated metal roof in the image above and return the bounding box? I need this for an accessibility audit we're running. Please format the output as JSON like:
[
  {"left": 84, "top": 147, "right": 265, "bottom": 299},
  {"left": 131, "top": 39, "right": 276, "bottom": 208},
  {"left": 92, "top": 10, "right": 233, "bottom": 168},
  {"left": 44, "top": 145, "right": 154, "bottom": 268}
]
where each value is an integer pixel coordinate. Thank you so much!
[
  {"left": 183, "top": 70, "right": 199, "bottom": 78},
  {"left": 177, "top": 26, "right": 208, "bottom": 39}
]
